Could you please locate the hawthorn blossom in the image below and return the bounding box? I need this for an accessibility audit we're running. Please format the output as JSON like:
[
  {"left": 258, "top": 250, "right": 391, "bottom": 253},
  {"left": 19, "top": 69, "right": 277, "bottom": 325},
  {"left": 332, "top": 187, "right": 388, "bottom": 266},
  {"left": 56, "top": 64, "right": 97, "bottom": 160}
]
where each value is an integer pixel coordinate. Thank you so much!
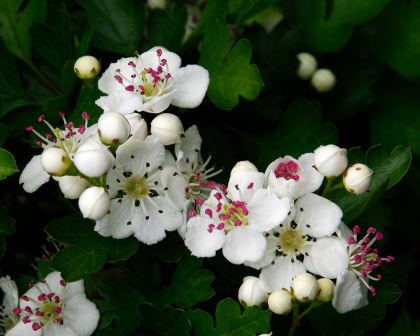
[
  {"left": 94, "top": 135, "right": 187, "bottom": 245},
  {"left": 0, "top": 277, "right": 19, "bottom": 334},
  {"left": 258, "top": 193, "right": 343, "bottom": 292},
  {"left": 265, "top": 153, "right": 323, "bottom": 199},
  {"left": 304, "top": 224, "right": 394, "bottom": 313},
  {"left": 6, "top": 272, "right": 99, "bottom": 336},
  {"left": 96, "top": 47, "right": 209, "bottom": 114},
  {"left": 185, "top": 170, "right": 290, "bottom": 265}
]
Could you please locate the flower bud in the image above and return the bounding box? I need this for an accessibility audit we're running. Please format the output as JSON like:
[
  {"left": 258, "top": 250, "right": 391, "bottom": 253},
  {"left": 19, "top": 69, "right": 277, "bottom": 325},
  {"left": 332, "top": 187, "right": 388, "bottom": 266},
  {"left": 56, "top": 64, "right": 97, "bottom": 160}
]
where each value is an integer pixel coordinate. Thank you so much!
[
  {"left": 316, "top": 278, "right": 335, "bottom": 302},
  {"left": 268, "top": 290, "right": 292, "bottom": 315},
  {"left": 343, "top": 163, "right": 373, "bottom": 195},
  {"left": 297, "top": 52, "right": 317, "bottom": 80},
  {"left": 147, "top": 0, "right": 166, "bottom": 9},
  {"left": 74, "top": 56, "right": 101, "bottom": 79},
  {"left": 238, "top": 276, "right": 268, "bottom": 307},
  {"left": 57, "top": 176, "right": 90, "bottom": 199},
  {"left": 314, "top": 144, "right": 348, "bottom": 177},
  {"left": 151, "top": 113, "right": 184, "bottom": 145},
  {"left": 74, "top": 138, "right": 114, "bottom": 178},
  {"left": 78, "top": 187, "right": 110, "bottom": 220},
  {"left": 231, "top": 161, "right": 258, "bottom": 176},
  {"left": 291, "top": 273, "right": 319, "bottom": 302},
  {"left": 98, "top": 112, "right": 131, "bottom": 145},
  {"left": 311, "top": 68, "right": 336, "bottom": 92},
  {"left": 41, "top": 147, "right": 72, "bottom": 176}
]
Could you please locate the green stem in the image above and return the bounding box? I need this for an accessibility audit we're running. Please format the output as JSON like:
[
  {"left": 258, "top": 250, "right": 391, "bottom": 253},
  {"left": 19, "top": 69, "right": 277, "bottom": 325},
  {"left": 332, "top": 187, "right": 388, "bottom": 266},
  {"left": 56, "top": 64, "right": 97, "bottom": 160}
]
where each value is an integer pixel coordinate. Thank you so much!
[{"left": 288, "top": 302, "right": 322, "bottom": 336}]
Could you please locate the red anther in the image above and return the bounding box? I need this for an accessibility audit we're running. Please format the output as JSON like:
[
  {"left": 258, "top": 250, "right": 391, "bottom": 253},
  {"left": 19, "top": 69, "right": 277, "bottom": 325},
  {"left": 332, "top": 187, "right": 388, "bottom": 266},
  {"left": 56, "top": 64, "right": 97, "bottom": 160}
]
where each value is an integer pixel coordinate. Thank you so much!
[
  {"left": 247, "top": 182, "right": 254, "bottom": 189},
  {"left": 37, "top": 115, "right": 45, "bottom": 123},
  {"left": 81, "top": 112, "right": 90, "bottom": 121},
  {"left": 58, "top": 111, "right": 65, "bottom": 118},
  {"left": 114, "top": 74, "right": 123, "bottom": 83},
  {"left": 53, "top": 306, "right": 62, "bottom": 314},
  {"left": 214, "top": 192, "right": 222, "bottom": 201},
  {"left": 12, "top": 307, "right": 22, "bottom": 316},
  {"left": 125, "top": 85, "right": 135, "bottom": 92},
  {"left": 156, "top": 48, "right": 163, "bottom": 57},
  {"left": 352, "top": 225, "right": 361, "bottom": 234},
  {"left": 187, "top": 208, "right": 197, "bottom": 218},
  {"left": 160, "top": 59, "right": 167, "bottom": 66},
  {"left": 216, "top": 202, "right": 222, "bottom": 212},
  {"left": 25, "top": 125, "right": 34, "bottom": 131},
  {"left": 207, "top": 181, "right": 216, "bottom": 189},
  {"left": 22, "top": 316, "right": 31, "bottom": 324},
  {"left": 60, "top": 279, "right": 67, "bottom": 287},
  {"left": 216, "top": 223, "right": 225, "bottom": 230},
  {"left": 375, "top": 231, "right": 384, "bottom": 241},
  {"left": 32, "top": 322, "right": 42, "bottom": 331},
  {"left": 165, "top": 73, "right": 171, "bottom": 80},
  {"left": 205, "top": 208, "right": 213, "bottom": 218},
  {"left": 196, "top": 198, "right": 204, "bottom": 206},
  {"left": 128, "top": 61, "right": 136, "bottom": 67},
  {"left": 38, "top": 294, "right": 47, "bottom": 301},
  {"left": 234, "top": 219, "right": 242, "bottom": 226}
]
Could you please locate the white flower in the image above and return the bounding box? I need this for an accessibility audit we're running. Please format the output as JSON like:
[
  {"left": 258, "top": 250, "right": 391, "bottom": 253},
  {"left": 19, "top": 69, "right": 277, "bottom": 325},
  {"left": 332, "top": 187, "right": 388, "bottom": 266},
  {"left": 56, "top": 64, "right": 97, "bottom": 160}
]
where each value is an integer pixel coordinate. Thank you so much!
[
  {"left": 258, "top": 193, "right": 342, "bottom": 292},
  {"left": 311, "top": 68, "right": 336, "bottom": 92},
  {"left": 314, "top": 144, "right": 348, "bottom": 177},
  {"left": 305, "top": 224, "right": 394, "bottom": 313},
  {"left": 150, "top": 113, "right": 184, "bottom": 145},
  {"left": 74, "top": 55, "right": 101, "bottom": 79},
  {"left": 19, "top": 112, "right": 96, "bottom": 193},
  {"left": 94, "top": 135, "right": 187, "bottom": 245},
  {"left": 238, "top": 276, "right": 268, "bottom": 307},
  {"left": 79, "top": 186, "right": 111, "bottom": 220},
  {"left": 231, "top": 161, "right": 258, "bottom": 175},
  {"left": 96, "top": 47, "right": 209, "bottom": 114},
  {"left": 268, "top": 290, "right": 292, "bottom": 315},
  {"left": 291, "top": 273, "right": 319, "bottom": 302},
  {"left": 6, "top": 272, "right": 99, "bottom": 336},
  {"left": 265, "top": 153, "right": 323, "bottom": 199},
  {"left": 185, "top": 170, "right": 290, "bottom": 265},
  {"left": 54, "top": 175, "right": 90, "bottom": 199},
  {"left": 0, "top": 276, "right": 19, "bottom": 334},
  {"left": 98, "top": 112, "right": 131, "bottom": 145},
  {"left": 147, "top": 0, "right": 166, "bottom": 9},
  {"left": 297, "top": 52, "right": 317, "bottom": 80},
  {"left": 40, "top": 147, "right": 72, "bottom": 175},
  {"left": 317, "top": 278, "right": 335, "bottom": 302},
  {"left": 343, "top": 163, "right": 373, "bottom": 195}
]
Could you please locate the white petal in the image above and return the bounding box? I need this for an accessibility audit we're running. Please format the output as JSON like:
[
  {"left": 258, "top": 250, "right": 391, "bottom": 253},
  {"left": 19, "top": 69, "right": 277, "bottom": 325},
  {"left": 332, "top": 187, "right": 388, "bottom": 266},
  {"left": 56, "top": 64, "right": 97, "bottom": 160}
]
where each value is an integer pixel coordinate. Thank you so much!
[
  {"left": 94, "top": 198, "right": 134, "bottom": 239},
  {"left": 63, "top": 295, "right": 100, "bottom": 336},
  {"left": 200, "top": 190, "right": 227, "bottom": 216},
  {"left": 141, "top": 91, "right": 176, "bottom": 114},
  {"left": 63, "top": 279, "right": 85, "bottom": 300},
  {"left": 244, "top": 236, "right": 278, "bottom": 270},
  {"left": 6, "top": 321, "right": 40, "bottom": 336},
  {"left": 125, "top": 113, "right": 148, "bottom": 140},
  {"left": 98, "top": 57, "right": 138, "bottom": 94},
  {"left": 264, "top": 157, "right": 302, "bottom": 199},
  {"left": 222, "top": 226, "right": 266, "bottom": 264},
  {"left": 96, "top": 92, "right": 143, "bottom": 114},
  {"left": 227, "top": 170, "right": 264, "bottom": 203},
  {"left": 43, "top": 324, "right": 76, "bottom": 336},
  {"left": 19, "top": 155, "right": 50, "bottom": 193},
  {"left": 185, "top": 216, "right": 225, "bottom": 257},
  {"left": 259, "top": 257, "right": 306, "bottom": 292},
  {"left": 175, "top": 125, "right": 202, "bottom": 164},
  {"left": 159, "top": 166, "right": 187, "bottom": 210},
  {"left": 247, "top": 189, "right": 291, "bottom": 232},
  {"left": 171, "top": 65, "right": 209, "bottom": 108},
  {"left": 139, "top": 46, "right": 181, "bottom": 72},
  {"left": 336, "top": 222, "right": 353, "bottom": 240},
  {"left": 298, "top": 153, "right": 324, "bottom": 194},
  {"left": 295, "top": 193, "right": 342, "bottom": 237},
  {"left": 0, "top": 276, "right": 19, "bottom": 313},
  {"left": 333, "top": 271, "right": 367, "bottom": 314},
  {"left": 307, "top": 237, "right": 348, "bottom": 279}
]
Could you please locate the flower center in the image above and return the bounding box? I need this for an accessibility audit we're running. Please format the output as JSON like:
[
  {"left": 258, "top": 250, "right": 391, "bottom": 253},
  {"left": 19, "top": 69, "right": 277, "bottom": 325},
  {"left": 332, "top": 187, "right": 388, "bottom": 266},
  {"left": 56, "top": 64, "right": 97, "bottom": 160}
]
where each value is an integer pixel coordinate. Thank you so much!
[
  {"left": 274, "top": 160, "right": 300, "bottom": 181},
  {"left": 0, "top": 306, "right": 19, "bottom": 333},
  {"left": 124, "top": 176, "right": 150, "bottom": 199},
  {"left": 279, "top": 229, "right": 305, "bottom": 255}
]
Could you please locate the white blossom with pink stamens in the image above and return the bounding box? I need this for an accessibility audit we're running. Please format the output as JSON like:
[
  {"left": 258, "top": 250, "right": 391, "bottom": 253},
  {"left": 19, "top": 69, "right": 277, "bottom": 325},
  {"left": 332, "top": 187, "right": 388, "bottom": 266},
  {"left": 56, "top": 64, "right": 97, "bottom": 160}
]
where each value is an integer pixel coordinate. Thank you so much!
[
  {"left": 0, "top": 276, "right": 19, "bottom": 334},
  {"left": 96, "top": 46, "right": 209, "bottom": 114}
]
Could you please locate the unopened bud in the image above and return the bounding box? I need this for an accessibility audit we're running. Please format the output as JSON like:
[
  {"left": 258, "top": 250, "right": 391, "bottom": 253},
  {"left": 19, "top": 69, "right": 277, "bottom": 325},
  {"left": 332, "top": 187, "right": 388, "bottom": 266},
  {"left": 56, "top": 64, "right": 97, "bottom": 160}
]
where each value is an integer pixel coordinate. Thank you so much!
[
  {"left": 291, "top": 273, "right": 319, "bottom": 302},
  {"left": 98, "top": 112, "right": 131, "bottom": 145},
  {"left": 56, "top": 176, "right": 90, "bottom": 199},
  {"left": 74, "top": 56, "right": 101, "bottom": 79},
  {"left": 74, "top": 138, "right": 114, "bottom": 177},
  {"left": 151, "top": 113, "right": 184, "bottom": 145},
  {"left": 311, "top": 68, "right": 336, "bottom": 92},
  {"left": 297, "top": 52, "right": 317, "bottom": 80},
  {"left": 238, "top": 276, "right": 268, "bottom": 307},
  {"left": 314, "top": 144, "right": 348, "bottom": 177},
  {"left": 343, "top": 163, "right": 373, "bottom": 195},
  {"left": 268, "top": 290, "right": 292, "bottom": 315},
  {"left": 231, "top": 161, "right": 258, "bottom": 176},
  {"left": 78, "top": 187, "right": 110, "bottom": 220},
  {"left": 41, "top": 147, "right": 72, "bottom": 176},
  {"left": 147, "top": 0, "right": 166, "bottom": 9},
  {"left": 316, "top": 278, "right": 335, "bottom": 302}
]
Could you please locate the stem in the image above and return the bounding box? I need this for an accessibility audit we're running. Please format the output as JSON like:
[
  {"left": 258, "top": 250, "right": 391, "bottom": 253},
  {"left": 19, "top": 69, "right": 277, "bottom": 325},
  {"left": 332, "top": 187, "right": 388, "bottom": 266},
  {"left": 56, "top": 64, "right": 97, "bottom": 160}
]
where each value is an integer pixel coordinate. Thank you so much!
[
  {"left": 322, "top": 177, "right": 342, "bottom": 197},
  {"left": 288, "top": 302, "right": 322, "bottom": 336},
  {"left": 27, "top": 62, "right": 62, "bottom": 96}
]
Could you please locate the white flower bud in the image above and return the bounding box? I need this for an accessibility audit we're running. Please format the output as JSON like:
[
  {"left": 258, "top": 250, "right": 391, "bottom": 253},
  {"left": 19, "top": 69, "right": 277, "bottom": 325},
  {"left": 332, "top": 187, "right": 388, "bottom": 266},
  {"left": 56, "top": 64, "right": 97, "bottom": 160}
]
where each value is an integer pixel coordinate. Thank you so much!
[
  {"left": 297, "top": 52, "right": 317, "bottom": 80},
  {"left": 314, "top": 144, "right": 348, "bottom": 177},
  {"left": 311, "top": 68, "right": 336, "bottom": 92},
  {"left": 231, "top": 161, "right": 258, "bottom": 176},
  {"left": 41, "top": 147, "right": 72, "bottom": 176},
  {"left": 238, "top": 276, "right": 268, "bottom": 307},
  {"left": 268, "top": 290, "right": 292, "bottom": 315},
  {"left": 74, "top": 138, "right": 114, "bottom": 178},
  {"left": 151, "top": 113, "right": 184, "bottom": 145},
  {"left": 98, "top": 112, "right": 131, "bottom": 145},
  {"left": 74, "top": 56, "right": 101, "bottom": 79},
  {"left": 316, "top": 278, "right": 335, "bottom": 302},
  {"left": 78, "top": 187, "right": 110, "bottom": 220},
  {"left": 291, "top": 273, "right": 319, "bottom": 302},
  {"left": 147, "top": 0, "right": 166, "bottom": 9},
  {"left": 57, "top": 176, "right": 90, "bottom": 199},
  {"left": 343, "top": 163, "right": 373, "bottom": 195}
]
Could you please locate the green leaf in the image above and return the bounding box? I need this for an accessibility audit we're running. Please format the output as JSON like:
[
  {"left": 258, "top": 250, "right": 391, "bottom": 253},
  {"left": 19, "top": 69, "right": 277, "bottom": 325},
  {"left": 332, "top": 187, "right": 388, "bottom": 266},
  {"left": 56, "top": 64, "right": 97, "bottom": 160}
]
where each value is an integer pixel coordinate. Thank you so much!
[
  {"left": 0, "top": 207, "right": 15, "bottom": 236},
  {"left": 70, "top": 82, "right": 103, "bottom": 123},
  {"left": 145, "top": 231, "right": 186, "bottom": 263},
  {"left": 51, "top": 244, "right": 107, "bottom": 281},
  {"left": 0, "top": 147, "right": 18, "bottom": 181},
  {"left": 156, "top": 256, "right": 215, "bottom": 308},
  {"left": 287, "top": 0, "right": 391, "bottom": 51},
  {"left": 189, "top": 298, "right": 271, "bottom": 336},
  {"left": 0, "top": 0, "right": 47, "bottom": 63},
  {"left": 45, "top": 215, "right": 99, "bottom": 245},
  {"left": 79, "top": 0, "right": 145, "bottom": 55},
  {"left": 324, "top": 145, "right": 412, "bottom": 222},
  {"left": 101, "top": 237, "right": 139, "bottom": 263},
  {"left": 36, "top": 260, "right": 54, "bottom": 280},
  {"left": 95, "top": 280, "right": 145, "bottom": 335}
]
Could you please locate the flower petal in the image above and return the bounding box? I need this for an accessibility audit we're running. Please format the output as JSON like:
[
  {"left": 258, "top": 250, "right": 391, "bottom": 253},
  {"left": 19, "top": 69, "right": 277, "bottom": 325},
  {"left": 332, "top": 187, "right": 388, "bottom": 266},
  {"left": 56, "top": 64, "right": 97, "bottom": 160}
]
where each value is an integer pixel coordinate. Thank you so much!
[
  {"left": 0, "top": 276, "right": 19, "bottom": 313},
  {"left": 125, "top": 113, "right": 148, "bottom": 140},
  {"left": 96, "top": 92, "right": 143, "bottom": 114},
  {"left": 139, "top": 46, "right": 181, "bottom": 72},
  {"left": 43, "top": 324, "right": 77, "bottom": 336},
  {"left": 141, "top": 91, "right": 176, "bottom": 113},
  {"left": 19, "top": 155, "right": 50, "bottom": 193},
  {"left": 227, "top": 170, "right": 265, "bottom": 203},
  {"left": 171, "top": 65, "right": 210, "bottom": 108},
  {"left": 259, "top": 256, "right": 306, "bottom": 292},
  {"left": 62, "top": 295, "right": 100, "bottom": 336},
  {"left": 295, "top": 193, "right": 342, "bottom": 237},
  {"left": 247, "top": 189, "right": 291, "bottom": 232},
  {"left": 244, "top": 235, "right": 278, "bottom": 270},
  {"left": 159, "top": 166, "right": 187, "bottom": 210},
  {"left": 6, "top": 321, "right": 40, "bottom": 336},
  {"left": 98, "top": 57, "right": 138, "bottom": 94},
  {"left": 306, "top": 236, "right": 348, "bottom": 279},
  {"left": 333, "top": 271, "right": 368, "bottom": 314},
  {"left": 298, "top": 153, "right": 324, "bottom": 194},
  {"left": 222, "top": 226, "right": 266, "bottom": 264},
  {"left": 185, "top": 216, "right": 225, "bottom": 257},
  {"left": 175, "top": 125, "right": 202, "bottom": 165}
]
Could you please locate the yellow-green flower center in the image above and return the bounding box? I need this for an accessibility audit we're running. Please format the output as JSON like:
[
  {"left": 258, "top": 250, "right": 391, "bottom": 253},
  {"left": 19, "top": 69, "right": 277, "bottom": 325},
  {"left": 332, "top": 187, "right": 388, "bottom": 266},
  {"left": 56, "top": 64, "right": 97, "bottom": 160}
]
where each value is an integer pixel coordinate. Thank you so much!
[{"left": 124, "top": 176, "right": 149, "bottom": 199}]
